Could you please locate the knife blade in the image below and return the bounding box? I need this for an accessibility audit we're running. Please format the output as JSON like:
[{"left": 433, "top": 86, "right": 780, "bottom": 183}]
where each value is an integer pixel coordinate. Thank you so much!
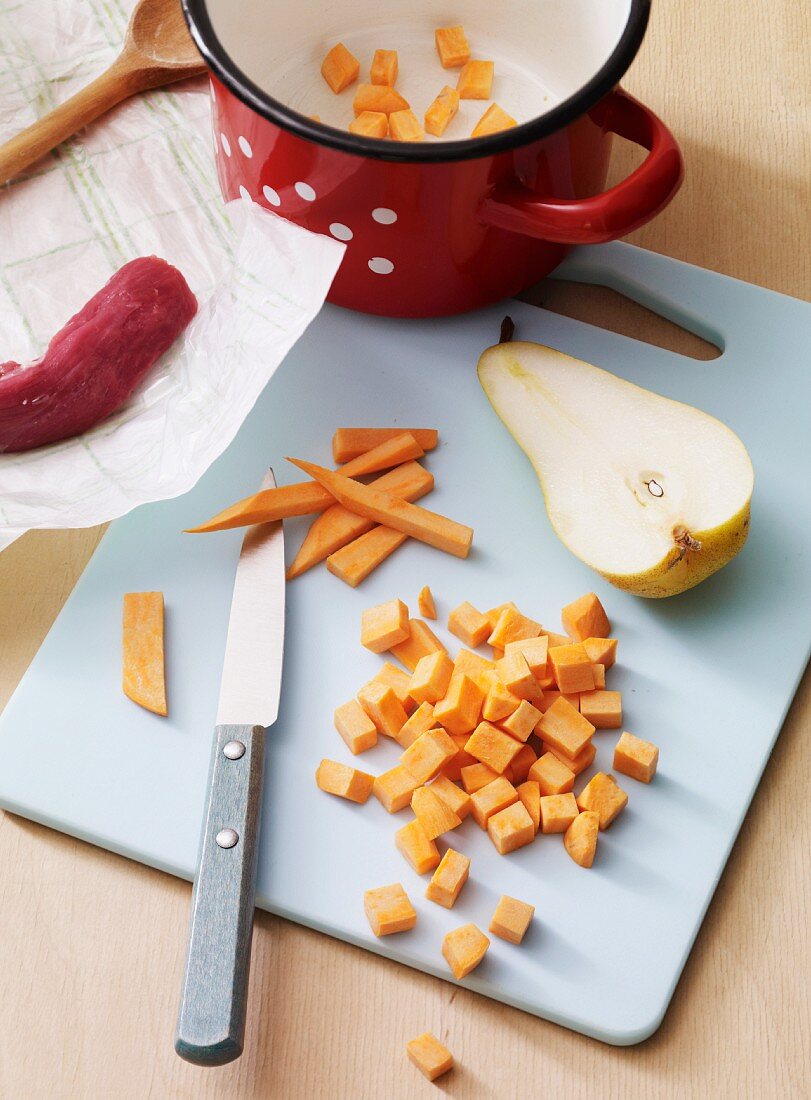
[{"left": 175, "top": 469, "right": 285, "bottom": 1067}]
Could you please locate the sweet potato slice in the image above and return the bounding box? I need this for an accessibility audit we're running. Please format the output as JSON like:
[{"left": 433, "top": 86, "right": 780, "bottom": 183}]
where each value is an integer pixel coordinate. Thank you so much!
[
  {"left": 189, "top": 433, "right": 424, "bottom": 532},
  {"left": 327, "top": 526, "right": 407, "bottom": 587},
  {"left": 288, "top": 459, "right": 474, "bottom": 558},
  {"left": 418, "top": 586, "right": 437, "bottom": 619},
  {"left": 332, "top": 428, "right": 438, "bottom": 462},
  {"left": 122, "top": 592, "right": 167, "bottom": 716}
]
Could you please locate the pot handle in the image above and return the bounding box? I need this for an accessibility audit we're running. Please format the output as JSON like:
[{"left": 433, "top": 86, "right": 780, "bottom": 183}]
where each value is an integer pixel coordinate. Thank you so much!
[{"left": 479, "top": 89, "right": 684, "bottom": 245}]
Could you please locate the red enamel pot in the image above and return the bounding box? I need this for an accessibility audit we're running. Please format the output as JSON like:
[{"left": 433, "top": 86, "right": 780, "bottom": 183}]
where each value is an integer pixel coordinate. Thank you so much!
[{"left": 183, "top": 0, "right": 682, "bottom": 318}]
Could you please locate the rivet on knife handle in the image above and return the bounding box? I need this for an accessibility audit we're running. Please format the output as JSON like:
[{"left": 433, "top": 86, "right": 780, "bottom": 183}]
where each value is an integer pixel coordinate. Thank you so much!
[{"left": 175, "top": 722, "right": 265, "bottom": 1066}]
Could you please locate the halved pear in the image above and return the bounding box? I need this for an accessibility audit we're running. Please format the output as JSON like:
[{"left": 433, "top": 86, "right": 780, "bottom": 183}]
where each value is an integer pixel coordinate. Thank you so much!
[{"left": 478, "top": 340, "right": 754, "bottom": 598}]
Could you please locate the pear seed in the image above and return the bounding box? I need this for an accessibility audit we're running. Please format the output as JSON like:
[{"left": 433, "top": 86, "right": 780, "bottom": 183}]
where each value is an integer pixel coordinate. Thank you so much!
[{"left": 647, "top": 479, "right": 664, "bottom": 497}]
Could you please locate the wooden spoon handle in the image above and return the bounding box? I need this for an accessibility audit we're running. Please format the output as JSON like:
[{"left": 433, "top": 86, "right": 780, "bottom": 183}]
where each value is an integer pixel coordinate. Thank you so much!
[{"left": 0, "top": 58, "right": 144, "bottom": 187}]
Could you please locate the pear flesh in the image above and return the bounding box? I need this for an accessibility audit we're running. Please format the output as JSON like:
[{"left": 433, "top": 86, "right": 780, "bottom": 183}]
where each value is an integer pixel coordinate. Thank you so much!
[{"left": 478, "top": 340, "right": 754, "bottom": 598}]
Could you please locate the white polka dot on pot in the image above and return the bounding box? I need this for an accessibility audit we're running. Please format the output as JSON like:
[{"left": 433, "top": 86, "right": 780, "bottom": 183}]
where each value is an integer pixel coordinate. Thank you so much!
[
  {"left": 294, "top": 181, "right": 316, "bottom": 201},
  {"left": 329, "top": 223, "right": 353, "bottom": 241},
  {"left": 237, "top": 135, "right": 253, "bottom": 158},
  {"left": 262, "top": 185, "right": 281, "bottom": 207},
  {"left": 368, "top": 257, "right": 394, "bottom": 275},
  {"left": 372, "top": 207, "right": 397, "bottom": 225},
  {"left": 238, "top": 184, "right": 251, "bottom": 203},
  {"left": 220, "top": 133, "right": 231, "bottom": 157}
]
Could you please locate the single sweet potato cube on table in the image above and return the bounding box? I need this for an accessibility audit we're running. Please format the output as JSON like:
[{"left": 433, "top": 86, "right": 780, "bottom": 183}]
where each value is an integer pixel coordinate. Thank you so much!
[
  {"left": 316, "top": 759, "right": 374, "bottom": 803},
  {"left": 408, "top": 650, "right": 454, "bottom": 705},
  {"left": 373, "top": 661, "right": 416, "bottom": 711},
  {"left": 349, "top": 111, "right": 388, "bottom": 138},
  {"left": 395, "top": 701, "right": 435, "bottom": 748},
  {"left": 395, "top": 818, "right": 440, "bottom": 874},
  {"left": 529, "top": 751, "right": 575, "bottom": 796},
  {"left": 471, "top": 103, "right": 517, "bottom": 137},
  {"left": 370, "top": 48, "right": 398, "bottom": 86},
  {"left": 357, "top": 681, "right": 408, "bottom": 738},
  {"left": 540, "top": 792, "right": 579, "bottom": 833},
  {"left": 353, "top": 83, "right": 410, "bottom": 116},
  {"left": 406, "top": 1032, "right": 454, "bottom": 1081},
  {"left": 504, "top": 636, "right": 548, "bottom": 679},
  {"left": 448, "top": 601, "right": 491, "bottom": 647},
  {"left": 489, "top": 895, "right": 535, "bottom": 944},
  {"left": 465, "top": 721, "right": 522, "bottom": 774},
  {"left": 433, "top": 674, "right": 484, "bottom": 734},
  {"left": 577, "top": 772, "right": 628, "bottom": 828},
  {"left": 425, "top": 848, "right": 470, "bottom": 908},
  {"left": 579, "top": 689, "right": 622, "bottom": 729},
  {"left": 442, "top": 923, "right": 490, "bottom": 979},
  {"left": 488, "top": 800, "right": 535, "bottom": 854},
  {"left": 583, "top": 636, "right": 618, "bottom": 670},
  {"left": 425, "top": 85, "right": 460, "bottom": 137},
  {"left": 470, "top": 775, "right": 519, "bottom": 828},
  {"left": 488, "top": 607, "right": 541, "bottom": 648},
  {"left": 453, "top": 648, "right": 494, "bottom": 693},
  {"left": 457, "top": 60, "right": 494, "bottom": 99},
  {"left": 389, "top": 108, "right": 425, "bottom": 141},
  {"left": 613, "top": 731, "right": 659, "bottom": 783},
  {"left": 390, "top": 619, "right": 447, "bottom": 671},
  {"left": 542, "top": 740, "right": 596, "bottom": 776},
  {"left": 321, "top": 42, "right": 360, "bottom": 93},
  {"left": 510, "top": 743, "right": 537, "bottom": 784},
  {"left": 564, "top": 810, "right": 599, "bottom": 867},
  {"left": 537, "top": 697, "right": 595, "bottom": 758},
  {"left": 435, "top": 24, "right": 470, "bottom": 68},
  {"left": 516, "top": 780, "right": 541, "bottom": 833},
  {"left": 373, "top": 764, "right": 419, "bottom": 813},
  {"left": 334, "top": 699, "right": 377, "bottom": 754},
  {"left": 411, "top": 785, "right": 461, "bottom": 838},
  {"left": 499, "top": 699, "right": 542, "bottom": 742},
  {"left": 430, "top": 773, "right": 471, "bottom": 820},
  {"left": 548, "top": 643, "right": 596, "bottom": 693},
  {"left": 401, "top": 727, "right": 458, "bottom": 783},
  {"left": 418, "top": 585, "right": 436, "bottom": 619},
  {"left": 562, "top": 592, "right": 611, "bottom": 641},
  {"left": 364, "top": 883, "right": 416, "bottom": 935},
  {"left": 361, "top": 598, "right": 409, "bottom": 652}
]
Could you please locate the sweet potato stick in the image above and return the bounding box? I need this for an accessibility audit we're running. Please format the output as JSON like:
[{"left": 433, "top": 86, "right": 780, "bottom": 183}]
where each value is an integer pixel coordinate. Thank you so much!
[
  {"left": 287, "top": 459, "right": 473, "bottom": 558},
  {"left": 287, "top": 461, "right": 434, "bottom": 579},
  {"left": 327, "top": 527, "right": 407, "bottom": 586},
  {"left": 187, "top": 432, "right": 424, "bottom": 533},
  {"left": 333, "top": 427, "right": 438, "bottom": 463},
  {"left": 122, "top": 592, "right": 167, "bottom": 716}
]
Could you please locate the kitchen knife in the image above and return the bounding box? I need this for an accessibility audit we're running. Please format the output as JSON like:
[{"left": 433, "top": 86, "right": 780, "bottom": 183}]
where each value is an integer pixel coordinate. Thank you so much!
[{"left": 175, "top": 469, "right": 285, "bottom": 1066}]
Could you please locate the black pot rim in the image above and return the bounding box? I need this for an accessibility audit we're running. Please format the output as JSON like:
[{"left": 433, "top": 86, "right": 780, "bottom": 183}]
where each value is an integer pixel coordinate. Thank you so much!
[{"left": 182, "top": 0, "right": 651, "bottom": 164}]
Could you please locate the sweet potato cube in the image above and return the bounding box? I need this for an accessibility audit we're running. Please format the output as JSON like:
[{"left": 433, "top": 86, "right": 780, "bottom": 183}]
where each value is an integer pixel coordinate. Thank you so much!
[
  {"left": 424, "top": 85, "right": 460, "bottom": 137},
  {"left": 537, "top": 696, "right": 595, "bottom": 758},
  {"left": 489, "top": 895, "right": 535, "bottom": 944},
  {"left": 364, "top": 883, "right": 416, "bottom": 936},
  {"left": 540, "top": 792, "right": 579, "bottom": 834},
  {"left": 430, "top": 773, "right": 472, "bottom": 820},
  {"left": 453, "top": 648, "right": 494, "bottom": 693},
  {"left": 488, "top": 606, "right": 541, "bottom": 648},
  {"left": 591, "top": 663, "right": 606, "bottom": 689},
  {"left": 537, "top": 689, "right": 580, "bottom": 713},
  {"left": 448, "top": 601, "right": 490, "bottom": 648},
  {"left": 487, "top": 800, "right": 535, "bottom": 854},
  {"left": 373, "top": 764, "right": 419, "bottom": 813},
  {"left": 483, "top": 678, "right": 521, "bottom": 722},
  {"left": 441, "top": 733, "right": 478, "bottom": 781},
  {"left": 499, "top": 699, "right": 542, "bottom": 743},
  {"left": 425, "top": 848, "right": 470, "bottom": 908},
  {"left": 334, "top": 699, "right": 378, "bottom": 754},
  {"left": 484, "top": 602, "right": 518, "bottom": 631},
  {"left": 470, "top": 775, "right": 519, "bottom": 828},
  {"left": 389, "top": 108, "right": 425, "bottom": 142},
  {"left": 370, "top": 48, "right": 398, "bottom": 86},
  {"left": 583, "top": 636, "right": 618, "bottom": 670},
  {"left": 577, "top": 772, "right": 628, "bottom": 829},
  {"left": 516, "top": 780, "right": 541, "bottom": 833},
  {"left": 579, "top": 689, "right": 622, "bottom": 729},
  {"left": 357, "top": 681, "right": 408, "bottom": 738},
  {"left": 542, "top": 740, "right": 596, "bottom": 776},
  {"left": 390, "top": 618, "right": 447, "bottom": 671},
  {"left": 433, "top": 674, "right": 484, "bottom": 735},
  {"left": 548, "top": 643, "right": 595, "bottom": 693},
  {"left": 434, "top": 24, "right": 470, "bottom": 68},
  {"left": 321, "top": 42, "right": 360, "bottom": 93},
  {"left": 396, "top": 701, "right": 436, "bottom": 748},
  {"left": 408, "top": 650, "right": 454, "bottom": 705},
  {"left": 457, "top": 59, "right": 494, "bottom": 99},
  {"left": 122, "top": 592, "right": 167, "bottom": 716},
  {"left": 528, "top": 751, "right": 575, "bottom": 796},
  {"left": 374, "top": 661, "right": 416, "bottom": 711},
  {"left": 406, "top": 1032, "right": 454, "bottom": 1081},
  {"left": 613, "top": 731, "right": 659, "bottom": 783},
  {"left": 465, "top": 721, "right": 522, "bottom": 775},
  {"left": 348, "top": 111, "right": 388, "bottom": 138},
  {"left": 411, "top": 785, "right": 462, "bottom": 839},
  {"left": 562, "top": 592, "right": 610, "bottom": 641},
  {"left": 510, "top": 743, "right": 537, "bottom": 784},
  {"left": 316, "top": 759, "right": 374, "bottom": 803},
  {"left": 442, "top": 923, "right": 490, "bottom": 979},
  {"left": 461, "top": 761, "right": 501, "bottom": 794},
  {"left": 361, "top": 598, "right": 409, "bottom": 653},
  {"left": 401, "top": 727, "right": 458, "bottom": 784},
  {"left": 471, "top": 102, "right": 517, "bottom": 137},
  {"left": 496, "top": 651, "right": 543, "bottom": 703},
  {"left": 395, "top": 818, "right": 440, "bottom": 874},
  {"left": 418, "top": 585, "right": 436, "bottom": 619},
  {"left": 353, "top": 83, "right": 410, "bottom": 116},
  {"left": 564, "top": 811, "right": 599, "bottom": 867},
  {"left": 504, "top": 636, "right": 548, "bottom": 679}
]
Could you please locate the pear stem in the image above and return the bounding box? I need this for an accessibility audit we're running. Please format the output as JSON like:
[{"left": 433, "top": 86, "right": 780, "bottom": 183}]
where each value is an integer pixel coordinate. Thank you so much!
[
  {"left": 500, "top": 315, "right": 515, "bottom": 343},
  {"left": 674, "top": 525, "right": 702, "bottom": 552}
]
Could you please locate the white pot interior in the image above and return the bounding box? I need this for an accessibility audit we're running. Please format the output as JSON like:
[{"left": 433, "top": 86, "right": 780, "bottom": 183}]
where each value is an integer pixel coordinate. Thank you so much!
[{"left": 206, "top": 0, "right": 633, "bottom": 142}]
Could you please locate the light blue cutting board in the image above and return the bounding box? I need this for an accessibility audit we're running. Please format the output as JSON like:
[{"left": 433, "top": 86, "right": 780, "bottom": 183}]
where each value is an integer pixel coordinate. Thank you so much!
[{"left": 1, "top": 243, "right": 809, "bottom": 1045}]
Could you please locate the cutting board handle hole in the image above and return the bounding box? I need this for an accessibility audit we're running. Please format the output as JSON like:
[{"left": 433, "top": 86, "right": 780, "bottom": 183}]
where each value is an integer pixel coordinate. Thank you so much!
[{"left": 529, "top": 279, "right": 722, "bottom": 361}]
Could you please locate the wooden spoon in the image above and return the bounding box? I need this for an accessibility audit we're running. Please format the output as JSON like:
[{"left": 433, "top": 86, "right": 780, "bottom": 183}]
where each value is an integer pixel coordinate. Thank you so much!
[{"left": 0, "top": 0, "right": 208, "bottom": 187}]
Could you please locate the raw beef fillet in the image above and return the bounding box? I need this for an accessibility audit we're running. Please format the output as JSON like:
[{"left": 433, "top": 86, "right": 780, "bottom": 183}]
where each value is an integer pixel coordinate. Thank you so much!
[{"left": 0, "top": 256, "right": 197, "bottom": 452}]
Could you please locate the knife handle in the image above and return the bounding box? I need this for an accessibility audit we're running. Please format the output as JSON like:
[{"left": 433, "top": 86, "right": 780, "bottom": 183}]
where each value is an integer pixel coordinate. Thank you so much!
[{"left": 175, "top": 723, "right": 265, "bottom": 1066}]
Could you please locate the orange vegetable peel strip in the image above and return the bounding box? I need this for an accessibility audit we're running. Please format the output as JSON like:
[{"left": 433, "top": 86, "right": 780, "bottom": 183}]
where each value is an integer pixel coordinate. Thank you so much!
[{"left": 122, "top": 592, "right": 167, "bottom": 716}]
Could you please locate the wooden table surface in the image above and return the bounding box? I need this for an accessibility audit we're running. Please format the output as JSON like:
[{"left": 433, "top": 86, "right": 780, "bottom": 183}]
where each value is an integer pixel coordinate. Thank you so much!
[{"left": 1, "top": 2, "right": 809, "bottom": 1096}]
